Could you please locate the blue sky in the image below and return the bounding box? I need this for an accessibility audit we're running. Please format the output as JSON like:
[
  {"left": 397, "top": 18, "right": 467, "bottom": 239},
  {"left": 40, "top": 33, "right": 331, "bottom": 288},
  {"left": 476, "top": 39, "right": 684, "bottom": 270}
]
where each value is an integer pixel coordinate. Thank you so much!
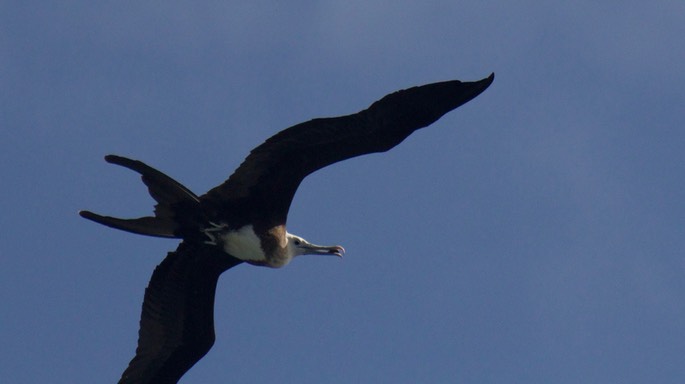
[{"left": 2, "top": 2, "right": 684, "bottom": 383}]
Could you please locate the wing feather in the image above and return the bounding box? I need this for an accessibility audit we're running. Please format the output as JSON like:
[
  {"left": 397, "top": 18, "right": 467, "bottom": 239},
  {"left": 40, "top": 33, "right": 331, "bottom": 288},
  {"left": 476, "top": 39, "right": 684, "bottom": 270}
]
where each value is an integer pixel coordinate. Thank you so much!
[
  {"left": 201, "top": 74, "right": 494, "bottom": 225},
  {"left": 117, "top": 242, "right": 242, "bottom": 384}
]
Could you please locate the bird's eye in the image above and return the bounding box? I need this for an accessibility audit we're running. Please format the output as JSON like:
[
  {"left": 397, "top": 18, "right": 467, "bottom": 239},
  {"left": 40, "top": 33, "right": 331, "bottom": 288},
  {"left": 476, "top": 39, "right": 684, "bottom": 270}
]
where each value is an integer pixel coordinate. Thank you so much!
[{"left": 294, "top": 240, "right": 301, "bottom": 245}]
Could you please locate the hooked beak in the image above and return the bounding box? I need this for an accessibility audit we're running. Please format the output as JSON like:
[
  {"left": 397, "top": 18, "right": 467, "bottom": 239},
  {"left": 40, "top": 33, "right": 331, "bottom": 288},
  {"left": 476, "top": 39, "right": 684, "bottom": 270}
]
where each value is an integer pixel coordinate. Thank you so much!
[{"left": 300, "top": 243, "right": 345, "bottom": 258}]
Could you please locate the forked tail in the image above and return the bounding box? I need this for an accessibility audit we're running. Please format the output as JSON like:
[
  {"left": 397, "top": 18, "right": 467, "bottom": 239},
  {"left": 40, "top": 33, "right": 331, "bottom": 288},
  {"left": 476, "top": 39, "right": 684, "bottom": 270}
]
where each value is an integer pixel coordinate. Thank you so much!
[{"left": 79, "top": 155, "right": 203, "bottom": 238}]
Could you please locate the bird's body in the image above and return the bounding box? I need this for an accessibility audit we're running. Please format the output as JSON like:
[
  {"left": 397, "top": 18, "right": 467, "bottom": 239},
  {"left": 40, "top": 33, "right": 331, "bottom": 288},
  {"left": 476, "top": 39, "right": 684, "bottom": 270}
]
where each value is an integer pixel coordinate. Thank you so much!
[
  {"left": 216, "top": 225, "right": 272, "bottom": 263},
  {"left": 80, "top": 73, "right": 494, "bottom": 383},
  {"left": 211, "top": 224, "right": 343, "bottom": 267}
]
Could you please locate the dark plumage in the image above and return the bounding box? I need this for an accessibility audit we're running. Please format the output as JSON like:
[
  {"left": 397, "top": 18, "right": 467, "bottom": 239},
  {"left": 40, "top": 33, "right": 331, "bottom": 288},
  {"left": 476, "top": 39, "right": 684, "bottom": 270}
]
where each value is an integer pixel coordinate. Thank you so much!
[{"left": 80, "top": 73, "right": 494, "bottom": 383}]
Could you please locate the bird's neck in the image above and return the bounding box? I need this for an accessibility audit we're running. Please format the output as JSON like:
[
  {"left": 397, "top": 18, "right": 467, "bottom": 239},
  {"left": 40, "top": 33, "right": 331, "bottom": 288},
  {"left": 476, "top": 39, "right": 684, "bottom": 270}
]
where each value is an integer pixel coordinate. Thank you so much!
[{"left": 219, "top": 224, "right": 292, "bottom": 268}]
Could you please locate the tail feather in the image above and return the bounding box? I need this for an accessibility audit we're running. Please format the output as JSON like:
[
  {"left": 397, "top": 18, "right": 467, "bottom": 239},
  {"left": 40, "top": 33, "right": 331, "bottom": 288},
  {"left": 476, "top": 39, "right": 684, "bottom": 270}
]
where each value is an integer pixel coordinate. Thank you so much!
[
  {"left": 80, "top": 155, "right": 202, "bottom": 238},
  {"left": 79, "top": 210, "right": 179, "bottom": 238}
]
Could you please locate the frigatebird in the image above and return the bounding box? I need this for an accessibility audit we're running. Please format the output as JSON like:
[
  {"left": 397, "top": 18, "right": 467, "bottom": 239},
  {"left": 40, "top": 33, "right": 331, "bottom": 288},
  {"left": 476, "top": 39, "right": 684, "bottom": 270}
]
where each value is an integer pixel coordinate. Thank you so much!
[{"left": 80, "top": 73, "right": 494, "bottom": 384}]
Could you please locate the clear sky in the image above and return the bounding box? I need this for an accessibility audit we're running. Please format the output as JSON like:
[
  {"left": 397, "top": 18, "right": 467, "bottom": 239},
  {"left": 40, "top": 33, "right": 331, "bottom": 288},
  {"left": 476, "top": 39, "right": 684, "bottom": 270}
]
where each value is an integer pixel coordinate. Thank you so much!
[{"left": 2, "top": 2, "right": 684, "bottom": 383}]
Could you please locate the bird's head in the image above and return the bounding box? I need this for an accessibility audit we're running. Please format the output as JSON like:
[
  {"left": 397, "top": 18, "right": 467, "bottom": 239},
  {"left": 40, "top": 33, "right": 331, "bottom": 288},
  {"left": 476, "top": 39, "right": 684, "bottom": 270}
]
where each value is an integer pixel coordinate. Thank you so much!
[{"left": 286, "top": 233, "right": 345, "bottom": 259}]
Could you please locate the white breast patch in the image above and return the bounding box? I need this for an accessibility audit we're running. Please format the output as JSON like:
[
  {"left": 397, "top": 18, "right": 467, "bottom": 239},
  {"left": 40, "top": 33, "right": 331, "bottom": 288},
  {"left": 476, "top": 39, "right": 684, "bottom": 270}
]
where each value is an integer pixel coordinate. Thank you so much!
[{"left": 220, "top": 225, "right": 266, "bottom": 261}]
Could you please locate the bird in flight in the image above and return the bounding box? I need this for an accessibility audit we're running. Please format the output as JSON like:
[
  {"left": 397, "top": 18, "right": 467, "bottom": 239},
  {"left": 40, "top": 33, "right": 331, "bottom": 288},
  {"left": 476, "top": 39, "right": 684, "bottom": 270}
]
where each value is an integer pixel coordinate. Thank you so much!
[{"left": 80, "top": 73, "right": 494, "bottom": 383}]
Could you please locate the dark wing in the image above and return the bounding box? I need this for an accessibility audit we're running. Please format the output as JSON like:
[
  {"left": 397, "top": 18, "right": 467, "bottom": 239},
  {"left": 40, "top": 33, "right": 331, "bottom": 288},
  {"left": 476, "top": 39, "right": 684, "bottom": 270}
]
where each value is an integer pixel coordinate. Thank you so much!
[
  {"left": 118, "top": 241, "right": 242, "bottom": 384},
  {"left": 200, "top": 74, "right": 494, "bottom": 226}
]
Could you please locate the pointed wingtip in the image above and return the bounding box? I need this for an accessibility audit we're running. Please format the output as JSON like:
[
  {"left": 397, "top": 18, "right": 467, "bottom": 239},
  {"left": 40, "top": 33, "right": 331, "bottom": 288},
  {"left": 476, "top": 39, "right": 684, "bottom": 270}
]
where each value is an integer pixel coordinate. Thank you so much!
[
  {"left": 479, "top": 72, "right": 495, "bottom": 89},
  {"left": 460, "top": 72, "right": 494, "bottom": 102}
]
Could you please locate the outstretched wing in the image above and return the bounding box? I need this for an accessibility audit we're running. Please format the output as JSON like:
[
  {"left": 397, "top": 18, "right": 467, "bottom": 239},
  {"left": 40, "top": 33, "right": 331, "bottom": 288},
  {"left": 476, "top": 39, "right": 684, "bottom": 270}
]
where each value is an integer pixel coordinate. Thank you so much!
[
  {"left": 118, "top": 241, "right": 242, "bottom": 384},
  {"left": 201, "top": 74, "right": 494, "bottom": 226}
]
